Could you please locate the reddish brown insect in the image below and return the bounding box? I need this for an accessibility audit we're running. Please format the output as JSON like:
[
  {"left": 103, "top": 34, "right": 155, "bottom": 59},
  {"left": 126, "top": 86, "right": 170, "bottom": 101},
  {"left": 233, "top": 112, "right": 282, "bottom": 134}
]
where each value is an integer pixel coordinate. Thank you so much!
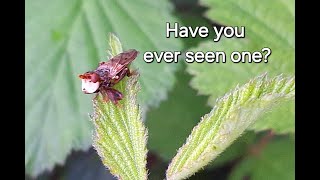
[{"left": 79, "top": 49, "right": 139, "bottom": 104}]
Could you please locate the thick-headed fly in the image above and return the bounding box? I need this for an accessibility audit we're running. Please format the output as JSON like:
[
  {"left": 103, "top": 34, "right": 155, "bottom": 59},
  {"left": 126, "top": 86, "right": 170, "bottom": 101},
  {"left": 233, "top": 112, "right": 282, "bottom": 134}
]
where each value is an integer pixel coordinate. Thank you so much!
[{"left": 79, "top": 49, "right": 138, "bottom": 104}]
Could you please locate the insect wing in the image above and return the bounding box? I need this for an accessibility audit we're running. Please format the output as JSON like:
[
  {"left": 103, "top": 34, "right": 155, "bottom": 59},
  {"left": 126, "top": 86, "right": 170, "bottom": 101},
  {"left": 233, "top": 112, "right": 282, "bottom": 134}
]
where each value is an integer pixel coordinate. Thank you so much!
[{"left": 98, "top": 49, "right": 138, "bottom": 77}]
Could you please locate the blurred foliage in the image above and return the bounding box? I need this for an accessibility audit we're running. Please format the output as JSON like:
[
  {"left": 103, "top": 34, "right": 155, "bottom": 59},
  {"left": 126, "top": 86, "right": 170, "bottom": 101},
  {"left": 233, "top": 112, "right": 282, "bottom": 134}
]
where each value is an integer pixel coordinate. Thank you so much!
[
  {"left": 249, "top": 100, "right": 294, "bottom": 133},
  {"left": 62, "top": 149, "right": 116, "bottom": 180},
  {"left": 25, "top": 149, "right": 116, "bottom": 180},
  {"left": 147, "top": 152, "right": 233, "bottom": 180},
  {"left": 171, "top": 0, "right": 213, "bottom": 50},
  {"left": 229, "top": 136, "right": 294, "bottom": 180},
  {"left": 146, "top": 64, "right": 211, "bottom": 161},
  {"left": 26, "top": 0, "right": 182, "bottom": 176},
  {"left": 187, "top": 0, "right": 295, "bottom": 133}
]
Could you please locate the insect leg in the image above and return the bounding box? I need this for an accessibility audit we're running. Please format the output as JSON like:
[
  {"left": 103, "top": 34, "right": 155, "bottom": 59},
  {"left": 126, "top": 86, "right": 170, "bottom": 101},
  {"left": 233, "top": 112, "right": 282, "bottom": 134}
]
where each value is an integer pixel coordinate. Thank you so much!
[
  {"left": 111, "top": 68, "right": 130, "bottom": 85},
  {"left": 105, "top": 87, "right": 123, "bottom": 105},
  {"left": 126, "top": 68, "right": 139, "bottom": 77},
  {"left": 97, "top": 86, "right": 110, "bottom": 102},
  {"left": 93, "top": 93, "right": 99, "bottom": 100}
]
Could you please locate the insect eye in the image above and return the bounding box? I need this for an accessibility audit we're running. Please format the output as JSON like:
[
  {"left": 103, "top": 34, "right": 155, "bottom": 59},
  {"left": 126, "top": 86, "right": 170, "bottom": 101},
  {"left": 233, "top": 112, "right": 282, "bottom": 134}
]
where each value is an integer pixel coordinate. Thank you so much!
[{"left": 91, "top": 73, "right": 100, "bottom": 83}]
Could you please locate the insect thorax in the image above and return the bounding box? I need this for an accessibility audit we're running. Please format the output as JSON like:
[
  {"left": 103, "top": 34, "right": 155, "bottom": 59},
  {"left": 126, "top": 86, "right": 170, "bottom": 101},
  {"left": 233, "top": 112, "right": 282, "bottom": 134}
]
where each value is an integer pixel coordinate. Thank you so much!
[{"left": 94, "top": 69, "right": 110, "bottom": 80}]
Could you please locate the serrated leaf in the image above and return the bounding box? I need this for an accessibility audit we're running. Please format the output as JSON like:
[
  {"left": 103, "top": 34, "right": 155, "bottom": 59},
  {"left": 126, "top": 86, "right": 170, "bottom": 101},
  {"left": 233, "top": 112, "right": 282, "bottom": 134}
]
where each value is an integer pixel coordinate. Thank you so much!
[
  {"left": 229, "top": 137, "right": 294, "bottom": 180},
  {"left": 146, "top": 67, "right": 258, "bottom": 170},
  {"left": 166, "top": 74, "right": 295, "bottom": 180},
  {"left": 92, "top": 73, "right": 148, "bottom": 180},
  {"left": 146, "top": 65, "right": 211, "bottom": 161},
  {"left": 25, "top": 0, "right": 182, "bottom": 176},
  {"left": 187, "top": 0, "right": 294, "bottom": 133},
  {"left": 91, "top": 39, "right": 147, "bottom": 180}
]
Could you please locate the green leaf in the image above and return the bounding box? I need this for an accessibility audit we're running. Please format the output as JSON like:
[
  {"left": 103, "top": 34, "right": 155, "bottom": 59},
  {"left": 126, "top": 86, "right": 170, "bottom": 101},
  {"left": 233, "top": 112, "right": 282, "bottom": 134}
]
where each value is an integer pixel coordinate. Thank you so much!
[
  {"left": 173, "top": 7, "right": 213, "bottom": 50},
  {"left": 229, "top": 137, "right": 294, "bottom": 180},
  {"left": 146, "top": 65, "right": 211, "bottom": 161},
  {"left": 92, "top": 35, "right": 147, "bottom": 179},
  {"left": 146, "top": 67, "right": 258, "bottom": 171},
  {"left": 187, "top": 0, "right": 294, "bottom": 133},
  {"left": 166, "top": 74, "right": 295, "bottom": 180},
  {"left": 249, "top": 100, "right": 294, "bottom": 133},
  {"left": 203, "top": 0, "right": 294, "bottom": 50},
  {"left": 107, "top": 33, "right": 123, "bottom": 59},
  {"left": 26, "top": 0, "right": 182, "bottom": 176},
  {"left": 92, "top": 73, "right": 148, "bottom": 180}
]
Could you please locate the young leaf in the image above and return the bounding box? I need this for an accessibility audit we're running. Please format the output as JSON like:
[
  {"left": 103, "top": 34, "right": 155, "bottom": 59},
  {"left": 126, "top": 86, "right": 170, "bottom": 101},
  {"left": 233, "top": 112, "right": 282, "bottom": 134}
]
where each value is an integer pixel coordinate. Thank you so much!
[
  {"left": 166, "top": 74, "right": 295, "bottom": 180},
  {"left": 187, "top": 0, "right": 294, "bottom": 133},
  {"left": 91, "top": 36, "right": 148, "bottom": 180},
  {"left": 26, "top": 0, "right": 182, "bottom": 176}
]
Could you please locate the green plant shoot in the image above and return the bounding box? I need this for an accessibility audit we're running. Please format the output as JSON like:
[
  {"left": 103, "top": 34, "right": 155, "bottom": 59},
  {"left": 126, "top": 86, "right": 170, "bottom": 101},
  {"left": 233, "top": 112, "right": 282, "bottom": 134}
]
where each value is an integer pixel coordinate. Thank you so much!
[
  {"left": 91, "top": 34, "right": 148, "bottom": 180},
  {"left": 166, "top": 74, "right": 295, "bottom": 180}
]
